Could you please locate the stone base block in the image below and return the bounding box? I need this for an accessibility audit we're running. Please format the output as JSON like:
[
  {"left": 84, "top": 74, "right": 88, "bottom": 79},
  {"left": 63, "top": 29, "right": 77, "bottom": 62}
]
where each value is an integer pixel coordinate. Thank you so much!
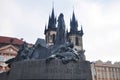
[{"left": 2, "top": 59, "right": 92, "bottom": 80}]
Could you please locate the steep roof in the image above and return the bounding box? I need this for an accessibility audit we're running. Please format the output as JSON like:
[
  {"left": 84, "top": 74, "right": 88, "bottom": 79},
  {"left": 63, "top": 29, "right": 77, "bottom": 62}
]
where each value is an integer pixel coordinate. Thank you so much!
[
  {"left": 48, "top": 7, "right": 56, "bottom": 29},
  {"left": 69, "top": 11, "right": 78, "bottom": 34}
]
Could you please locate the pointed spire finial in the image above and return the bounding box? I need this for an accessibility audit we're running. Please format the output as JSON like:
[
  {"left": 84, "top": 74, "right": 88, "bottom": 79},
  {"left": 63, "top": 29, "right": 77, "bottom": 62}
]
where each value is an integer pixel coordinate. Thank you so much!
[
  {"left": 51, "top": 7, "right": 54, "bottom": 17},
  {"left": 52, "top": 1, "right": 54, "bottom": 9},
  {"left": 72, "top": 10, "right": 75, "bottom": 21},
  {"left": 80, "top": 25, "right": 84, "bottom": 36},
  {"left": 48, "top": 4, "right": 56, "bottom": 29},
  {"left": 51, "top": 1, "right": 55, "bottom": 18},
  {"left": 70, "top": 10, "right": 78, "bottom": 34},
  {"left": 44, "top": 24, "right": 47, "bottom": 34}
]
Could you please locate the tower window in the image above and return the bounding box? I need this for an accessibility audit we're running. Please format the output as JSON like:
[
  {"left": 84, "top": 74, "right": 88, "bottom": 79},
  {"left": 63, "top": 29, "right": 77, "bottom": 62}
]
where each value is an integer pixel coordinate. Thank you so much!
[
  {"left": 75, "top": 37, "right": 79, "bottom": 46},
  {"left": 49, "top": 35, "right": 53, "bottom": 42},
  {"left": 52, "top": 34, "right": 55, "bottom": 43}
]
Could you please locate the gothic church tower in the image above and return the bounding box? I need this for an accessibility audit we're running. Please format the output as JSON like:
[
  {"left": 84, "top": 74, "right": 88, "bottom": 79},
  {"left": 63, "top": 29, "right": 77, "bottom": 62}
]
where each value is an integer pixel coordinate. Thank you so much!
[
  {"left": 44, "top": 9, "right": 85, "bottom": 60},
  {"left": 44, "top": 8, "right": 57, "bottom": 46},
  {"left": 67, "top": 11, "right": 84, "bottom": 52},
  {"left": 44, "top": 9, "right": 84, "bottom": 53}
]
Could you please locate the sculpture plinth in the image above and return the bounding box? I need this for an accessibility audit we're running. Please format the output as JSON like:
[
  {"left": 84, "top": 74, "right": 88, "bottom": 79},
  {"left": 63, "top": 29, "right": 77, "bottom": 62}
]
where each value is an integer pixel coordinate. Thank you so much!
[{"left": 8, "top": 59, "right": 92, "bottom": 80}]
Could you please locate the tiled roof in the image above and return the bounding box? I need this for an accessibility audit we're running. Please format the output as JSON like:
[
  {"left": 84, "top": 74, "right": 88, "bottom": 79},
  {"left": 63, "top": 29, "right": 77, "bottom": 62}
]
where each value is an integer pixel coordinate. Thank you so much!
[{"left": 0, "top": 36, "right": 24, "bottom": 45}]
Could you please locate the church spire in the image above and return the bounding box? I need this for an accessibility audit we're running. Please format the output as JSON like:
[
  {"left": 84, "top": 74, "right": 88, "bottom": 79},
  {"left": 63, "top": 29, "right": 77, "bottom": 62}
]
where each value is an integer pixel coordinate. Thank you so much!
[
  {"left": 51, "top": 6, "right": 55, "bottom": 19},
  {"left": 44, "top": 25, "right": 47, "bottom": 34},
  {"left": 70, "top": 11, "right": 78, "bottom": 34},
  {"left": 48, "top": 7, "right": 56, "bottom": 29},
  {"left": 72, "top": 11, "right": 75, "bottom": 21},
  {"left": 80, "top": 25, "right": 84, "bottom": 36}
]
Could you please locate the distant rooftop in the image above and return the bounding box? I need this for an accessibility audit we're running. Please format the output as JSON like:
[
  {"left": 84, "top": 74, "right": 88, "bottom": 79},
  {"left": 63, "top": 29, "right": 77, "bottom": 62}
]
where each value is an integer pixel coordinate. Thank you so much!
[
  {"left": 93, "top": 60, "right": 120, "bottom": 67},
  {"left": 0, "top": 36, "right": 24, "bottom": 45}
]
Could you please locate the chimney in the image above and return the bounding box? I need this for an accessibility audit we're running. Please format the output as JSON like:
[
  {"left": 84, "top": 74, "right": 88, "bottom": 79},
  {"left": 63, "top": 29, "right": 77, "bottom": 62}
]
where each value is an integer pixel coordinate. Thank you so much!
[{"left": 20, "top": 38, "right": 23, "bottom": 41}]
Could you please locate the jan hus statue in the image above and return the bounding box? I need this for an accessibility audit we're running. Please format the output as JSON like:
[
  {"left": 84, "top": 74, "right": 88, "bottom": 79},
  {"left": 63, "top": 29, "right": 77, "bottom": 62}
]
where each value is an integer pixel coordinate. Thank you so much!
[{"left": 5, "top": 13, "right": 85, "bottom": 65}]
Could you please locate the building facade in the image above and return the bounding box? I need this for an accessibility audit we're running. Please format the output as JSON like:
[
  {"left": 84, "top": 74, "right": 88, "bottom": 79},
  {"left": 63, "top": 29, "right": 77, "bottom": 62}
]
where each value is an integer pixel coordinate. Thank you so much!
[
  {"left": 91, "top": 60, "right": 120, "bottom": 80},
  {"left": 0, "top": 36, "right": 24, "bottom": 73}
]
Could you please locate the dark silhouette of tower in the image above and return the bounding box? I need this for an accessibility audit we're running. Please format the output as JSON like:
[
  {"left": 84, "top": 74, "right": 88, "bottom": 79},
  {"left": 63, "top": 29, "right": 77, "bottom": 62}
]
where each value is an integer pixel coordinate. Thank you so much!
[
  {"left": 44, "top": 9, "right": 84, "bottom": 53},
  {"left": 67, "top": 11, "right": 84, "bottom": 51},
  {"left": 44, "top": 7, "right": 57, "bottom": 46}
]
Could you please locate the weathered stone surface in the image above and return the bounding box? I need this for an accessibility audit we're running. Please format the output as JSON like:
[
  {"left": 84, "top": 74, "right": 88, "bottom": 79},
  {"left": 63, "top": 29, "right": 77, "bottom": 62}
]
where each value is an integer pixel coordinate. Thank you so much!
[
  {"left": 55, "top": 13, "right": 66, "bottom": 46},
  {"left": 0, "top": 72, "right": 8, "bottom": 80},
  {"left": 6, "top": 59, "right": 92, "bottom": 80}
]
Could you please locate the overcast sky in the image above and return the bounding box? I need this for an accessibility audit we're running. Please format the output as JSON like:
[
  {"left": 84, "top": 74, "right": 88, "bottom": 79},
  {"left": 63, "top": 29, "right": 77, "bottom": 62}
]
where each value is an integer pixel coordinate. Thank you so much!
[{"left": 0, "top": 0, "right": 120, "bottom": 62}]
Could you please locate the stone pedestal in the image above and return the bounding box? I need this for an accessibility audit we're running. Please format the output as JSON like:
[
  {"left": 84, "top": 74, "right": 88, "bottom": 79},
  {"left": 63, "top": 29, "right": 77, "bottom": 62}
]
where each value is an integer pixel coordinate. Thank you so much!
[{"left": 2, "top": 59, "right": 92, "bottom": 80}]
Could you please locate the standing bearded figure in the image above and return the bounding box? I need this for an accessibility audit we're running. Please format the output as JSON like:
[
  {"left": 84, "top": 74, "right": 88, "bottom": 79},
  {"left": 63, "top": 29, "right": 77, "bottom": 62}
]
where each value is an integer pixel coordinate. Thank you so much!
[{"left": 55, "top": 13, "right": 66, "bottom": 46}]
